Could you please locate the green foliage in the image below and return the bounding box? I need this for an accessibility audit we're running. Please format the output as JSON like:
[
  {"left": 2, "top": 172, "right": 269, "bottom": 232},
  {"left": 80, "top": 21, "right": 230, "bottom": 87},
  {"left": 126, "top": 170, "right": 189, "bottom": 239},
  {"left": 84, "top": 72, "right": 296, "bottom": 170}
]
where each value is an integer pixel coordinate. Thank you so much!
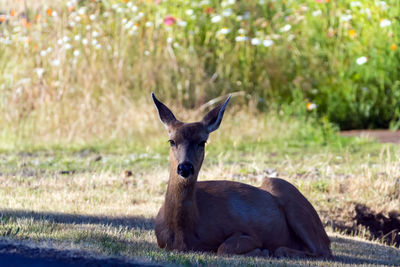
[{"left": 1, "top": 0, "right": 400, "bottom": 138}]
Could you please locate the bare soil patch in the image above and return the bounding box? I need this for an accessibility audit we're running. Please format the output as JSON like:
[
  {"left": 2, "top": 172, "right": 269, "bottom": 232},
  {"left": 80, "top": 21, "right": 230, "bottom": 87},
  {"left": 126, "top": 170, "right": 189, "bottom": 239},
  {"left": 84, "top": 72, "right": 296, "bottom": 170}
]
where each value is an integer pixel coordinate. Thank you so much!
[{"left": 340, "top": 130, "right": 400, "bottom": 144}]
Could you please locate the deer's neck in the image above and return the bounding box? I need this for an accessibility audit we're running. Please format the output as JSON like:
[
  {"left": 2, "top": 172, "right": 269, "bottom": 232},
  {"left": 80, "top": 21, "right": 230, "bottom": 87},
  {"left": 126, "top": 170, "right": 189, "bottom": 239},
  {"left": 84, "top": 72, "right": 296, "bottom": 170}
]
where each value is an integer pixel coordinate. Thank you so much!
[{"left": 164, "top": 171, "right": 199, "bottom": 230}]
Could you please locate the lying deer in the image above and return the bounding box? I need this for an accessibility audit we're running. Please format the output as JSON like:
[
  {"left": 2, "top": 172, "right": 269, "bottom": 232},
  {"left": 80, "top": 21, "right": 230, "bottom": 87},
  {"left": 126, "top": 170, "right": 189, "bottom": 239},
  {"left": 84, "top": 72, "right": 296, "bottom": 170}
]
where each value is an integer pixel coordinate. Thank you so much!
[{"left": 152, "top": 93, "right": 332, "bottom": 258}]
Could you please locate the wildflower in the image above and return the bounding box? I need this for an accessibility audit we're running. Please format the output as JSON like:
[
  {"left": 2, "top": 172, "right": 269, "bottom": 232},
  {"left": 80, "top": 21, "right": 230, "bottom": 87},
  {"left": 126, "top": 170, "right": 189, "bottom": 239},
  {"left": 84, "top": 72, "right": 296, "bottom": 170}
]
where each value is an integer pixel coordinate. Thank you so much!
[
  {"left": 95, "top": 44, "right": 102, "bottom": 49},
  {"left": 22, "top": 18, "right": 31, "bottom": 28},
  {"left": 144, "top": 50, "right": 150, "bottom": 56},
  {"left": 47, "top": 8, "right": 53, "bottom": 16},
  {"left": 82, "top": 38, "right": 88, "bottom": 45},
  {"left": 164, "top": 16, "right": 176, "bottom": 26},
  {"left": 350, "top": 1, "right": 362, "bottom": 7},
  {"left": 145, "top": 21, "right": 153, "bottom": 27},
  {"left": 235, "top": 36, "right": 248, "bottom": 42},
  {"left": 64, "top": 43, "right": 72, "bottom": 50},
  {"left": 10, "top": 9, "right": 15, "bottom": 16},
  {"left": 280, "top": 24, "right": 291, "bottom": 32},
  {"left": 356, "top": 56, "right": 367, "bottom": 65},
  {"left": 205, "top": 7, "right": 214, "bottom": 14},
  {"left": 263, "top": 39, "right": 273, "bottom": 47},
  {"left": 78, "top": 7, "right": 86, "bottom": 15},
  {"left": 312, "top": 10, "right": 322, "bottom": 16},
  {"left": 307, "top": 102, "right": 317, "bottom": 111},
  {"left": 186, "top": 9, "right": 194, "bottom": 16},
  {"left": 340, "top": 14, "right": 352, "bottom": 22},
  {"left": 377, "top": 1, "right": 389, "bottom": 11},
  {"left": 50, "top": 59, "right": 61, "bottom": 66},
  {"left": 35, "top": 14, "right": 41, "bottom": 22},
  {"left": 74, "top": 35, "right": 81, "bottom": 41},
  {"left": 92, "top": 31, "right": 99, "bottom": 37},
  {"left": 73, "top": 50, "right": 80, "bottom": 57},
  {"left": 392, "top": 44, "right": 397, "bottom": 50},
  {"left": 211, "top": 15, "right": 222, "bottom": 23},
  {"left": 251, "top": 38, "right": 261, "bottom": 46},
  {"left": 222, "top": 8, "right": 233, "bottom": 17},
  {"left": 380, "top": 19, "right": 391, "bottom": 28},
  {"left": 348, "top": 29, "right": 356, "bottom": 37},
  {"left": 34, "top": 68, "right": 45, "bottom": 78},
  {"left": 236, "top": 15, "right": 243, "bottom": 21},
  {"left": 167, "top": 37, "right": 173, "bottom": 43},
  {"left": 287, "top": 34, "right": 295, "bottom": 41},
  {"left": 89, "top": 14, "right": 96, "bottom": 21},
  {"left": 177, "top": 20, "right": 187, "bottom": 27},
  {"left": 217, "top": 28, "right": 230, "bottom": 35},
  {"left": 52, "top": 11, "right": 58, "bottom": 17},
  {"left": 40, "top": 50, "right": 47, "bottom": 57}
]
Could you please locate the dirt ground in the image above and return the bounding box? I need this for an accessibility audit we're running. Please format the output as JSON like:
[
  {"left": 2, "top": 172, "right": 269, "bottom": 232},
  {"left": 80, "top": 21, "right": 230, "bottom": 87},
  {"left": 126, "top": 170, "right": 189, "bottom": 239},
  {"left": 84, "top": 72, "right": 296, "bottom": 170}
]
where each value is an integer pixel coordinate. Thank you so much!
[{"left": 340, "top": 130, "right": 400, "bottom": 144}]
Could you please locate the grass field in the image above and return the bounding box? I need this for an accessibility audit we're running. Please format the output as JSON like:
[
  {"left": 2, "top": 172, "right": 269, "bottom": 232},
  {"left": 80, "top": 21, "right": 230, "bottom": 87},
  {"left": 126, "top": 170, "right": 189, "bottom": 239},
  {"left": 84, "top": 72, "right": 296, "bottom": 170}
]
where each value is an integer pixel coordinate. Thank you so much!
[{"left": 1, "top": 109, "right": 399, "bottom": 265}]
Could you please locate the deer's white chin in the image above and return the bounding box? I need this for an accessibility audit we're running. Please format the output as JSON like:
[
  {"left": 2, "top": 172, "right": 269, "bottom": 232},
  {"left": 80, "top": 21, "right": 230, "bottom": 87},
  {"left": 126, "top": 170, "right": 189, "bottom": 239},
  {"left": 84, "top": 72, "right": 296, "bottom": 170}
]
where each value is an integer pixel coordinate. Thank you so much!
[{"left": 178, "top": 175, "right": 190, "bottom": 180}]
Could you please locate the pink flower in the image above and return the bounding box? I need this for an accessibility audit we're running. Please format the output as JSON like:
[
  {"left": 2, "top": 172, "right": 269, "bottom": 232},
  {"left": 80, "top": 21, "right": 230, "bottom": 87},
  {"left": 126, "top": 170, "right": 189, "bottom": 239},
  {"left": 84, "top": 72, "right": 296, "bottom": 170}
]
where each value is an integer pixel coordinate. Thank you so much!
[{"left": 164, "top": 16, "right": 176, "bottom": 26}]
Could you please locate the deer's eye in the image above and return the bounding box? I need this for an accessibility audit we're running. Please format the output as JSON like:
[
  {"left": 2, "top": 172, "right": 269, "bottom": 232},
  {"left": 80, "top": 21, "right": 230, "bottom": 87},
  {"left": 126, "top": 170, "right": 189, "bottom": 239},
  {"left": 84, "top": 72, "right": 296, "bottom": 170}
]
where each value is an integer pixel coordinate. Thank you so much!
[
  {"left": 198, "top": 141, "right": 207, "bottom": 148},
  {"left": 168, "top": 140, "right": 176, "bottom": 147}
]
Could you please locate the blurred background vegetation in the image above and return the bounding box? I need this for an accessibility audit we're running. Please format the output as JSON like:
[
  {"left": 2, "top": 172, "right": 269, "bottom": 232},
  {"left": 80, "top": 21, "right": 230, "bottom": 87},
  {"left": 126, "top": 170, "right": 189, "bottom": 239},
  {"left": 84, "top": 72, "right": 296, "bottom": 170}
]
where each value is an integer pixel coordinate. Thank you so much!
[{"left": 0, "top": 0, "right": 400, "bottom": 149}]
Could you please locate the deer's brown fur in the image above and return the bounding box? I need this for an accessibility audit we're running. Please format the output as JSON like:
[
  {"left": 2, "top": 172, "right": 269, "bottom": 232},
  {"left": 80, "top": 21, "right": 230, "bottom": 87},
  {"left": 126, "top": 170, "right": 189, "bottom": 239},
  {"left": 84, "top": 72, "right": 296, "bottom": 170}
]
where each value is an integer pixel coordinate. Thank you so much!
[{"left": 152, "top": 93, "right": 332, "bottom": 258}]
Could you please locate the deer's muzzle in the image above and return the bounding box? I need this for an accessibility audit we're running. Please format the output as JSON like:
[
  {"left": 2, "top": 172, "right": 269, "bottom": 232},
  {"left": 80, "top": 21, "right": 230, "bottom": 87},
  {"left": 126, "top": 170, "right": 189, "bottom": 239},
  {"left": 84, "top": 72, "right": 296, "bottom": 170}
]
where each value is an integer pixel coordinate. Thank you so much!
[{"left": 177, "top": 162, "right": 194, "bottom": 178}]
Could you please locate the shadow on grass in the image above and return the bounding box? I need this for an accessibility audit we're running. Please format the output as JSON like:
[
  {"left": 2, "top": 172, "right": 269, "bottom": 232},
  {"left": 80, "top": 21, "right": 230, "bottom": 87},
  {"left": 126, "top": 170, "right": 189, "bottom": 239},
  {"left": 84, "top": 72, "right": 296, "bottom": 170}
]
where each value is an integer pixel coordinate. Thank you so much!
[
  {"left": 0, "top": 209, "right": 154, "bottom": 230},
  {"left": 327, "top": 236, "right": 399, "bottom": 266}
]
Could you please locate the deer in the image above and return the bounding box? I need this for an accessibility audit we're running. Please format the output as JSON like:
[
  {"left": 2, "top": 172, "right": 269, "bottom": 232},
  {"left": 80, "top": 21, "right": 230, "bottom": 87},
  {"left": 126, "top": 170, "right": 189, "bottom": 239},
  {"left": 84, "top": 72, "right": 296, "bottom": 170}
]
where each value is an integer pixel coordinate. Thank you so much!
[{"left": 152, "top": 93, "right": 332, "bottom": 258}]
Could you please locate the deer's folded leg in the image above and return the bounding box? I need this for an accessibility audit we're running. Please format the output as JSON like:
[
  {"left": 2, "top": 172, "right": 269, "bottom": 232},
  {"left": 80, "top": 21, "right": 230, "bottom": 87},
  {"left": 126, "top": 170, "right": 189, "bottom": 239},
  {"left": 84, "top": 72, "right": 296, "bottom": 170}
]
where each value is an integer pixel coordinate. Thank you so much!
[{"left": 217, "top": 233, "right": 264, "bottom": 256}]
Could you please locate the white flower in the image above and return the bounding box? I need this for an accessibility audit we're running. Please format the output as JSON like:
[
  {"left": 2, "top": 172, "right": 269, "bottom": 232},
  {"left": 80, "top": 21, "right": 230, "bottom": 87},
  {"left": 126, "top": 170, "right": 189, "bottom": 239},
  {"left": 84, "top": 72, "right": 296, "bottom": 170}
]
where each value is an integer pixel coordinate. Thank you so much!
[
  {"left": 235, "top": 36, "right": 248, "bottom": 42},
  {"left": 74, "top": 35, "right": 81, "bottom": 41},
  {"left": 167, "top": 37, "right": 173, "bottom": 43},
  {"left": 356, "top": 56, "right": 367, "bottom": 65},
  {"left": 177, "top": 20, "right": 187, "bottom": 27},
  {"left": 57, "top": 39, "right": 63, "bottom": 45},
  {"left": 377, "top": 1, "right": 389, "bottom": 11},
  {"left": 95, "top": 44, "right": 102, "bottom": 49},
  {"left": 217, "top": 28, "right": 231, "bottom": 35},
  {"left": 63, "top": 36, "right": 70, "bottom": 42},
  {"left": 145, "top": 21, "right": 153, "bottom": 27},
  {"left": 50, "top": 59, "right": 60, "bottom": 66},
  {"left": 340, "top": 14, "right": 352, "bottom": 22},
  {"left": 86, "top": 25, "right": 91, "bottom": 30},
  {"left": 307, "top": 103, "right": 317, "bottom": 111},
  {"left": 263, "top": 39, "right": 273, "bottom": 47},
  {"left": 91, "top": 39, "right": 98, "bottom": 46},
  {"left": 73, "top": 50, "right": 80, "bottom": 57},
  {"left": 251, "top": 38, "right": 261, "bottom": 46},
  {"left": 131, "top": 5, "right": 138, "bottom": 12},
  {"left": 222, "top": 8, "right": 233, "bottom": 17},
  {"left": 40, "top": 50, "right": 47, "bottom": 57},
  {"left": 144, "top": 50, "right": 150, "bottom": 56},
  {"left": 280, "top": 24, "right": 291, "bottom": 32},
  {"left": 78, "top": 7, "right": 86, "bottom": 15},
  {"left": 52, "top": 11, "right": 58, "bottom": 17},
  {"left": 47, "top": 47, "right": 53, "bottom": 53},
  {"left": 82, "top": 38, "right": 88, "bottom": 45},
  {"left": 380, "top": 19, "right": 391, "bottom": 28},
  {"left": 92, "top": 31, "right": 99, "bottom": 37},
  {"left": 350, "top": 1, "right": 362, "bottom": 7},
  {"left": 69, "top": 21, "right": 75, "bottom": 27},
  {"left": 34, "top": 68, "right": 45, "bottom": 78},
  {"left": 186, "top": 9, "right": 194, "bottom": 16},
  {"left": 312, "top": 10, "right": 322, "bottom": 17},
  {"left": 64, "top": 43, "right": 72, "bottom": 50},
  {"left": 287, "top": 34, "right": 295, "bottom": 41},
  {"left": 236, "top": 15, "right": 243, "bottom": 21},
  {"left": 89, "top": 14, "right": 96, "bottom": 21},
  {"left": 211, "top": 15, "right": 222, "bottom": 23},
  {"left": 74, "top": 16, "right": 81, "bottom": 22},
  {"left": 259, "top": 0, "right": 266, "bottom": 4}
]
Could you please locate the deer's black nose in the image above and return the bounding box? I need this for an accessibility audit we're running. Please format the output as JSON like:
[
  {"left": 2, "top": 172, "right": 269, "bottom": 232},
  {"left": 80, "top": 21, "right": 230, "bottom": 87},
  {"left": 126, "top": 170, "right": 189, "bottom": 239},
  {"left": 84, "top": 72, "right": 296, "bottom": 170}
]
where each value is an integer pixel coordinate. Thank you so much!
[{"left": 177, "top": 162, "right": 194, "bottom": 178}]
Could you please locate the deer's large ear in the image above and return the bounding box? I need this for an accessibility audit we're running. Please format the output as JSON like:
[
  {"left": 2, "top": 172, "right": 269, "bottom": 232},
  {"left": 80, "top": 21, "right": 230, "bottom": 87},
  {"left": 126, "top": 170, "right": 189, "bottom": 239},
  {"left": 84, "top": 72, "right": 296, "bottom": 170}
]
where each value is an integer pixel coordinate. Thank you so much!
[
  {"left": 201, "top": 95, "right": 231, "bottom": 133},
  {"left": 152, "top": 93, "right": 179, "bottom": 129}
]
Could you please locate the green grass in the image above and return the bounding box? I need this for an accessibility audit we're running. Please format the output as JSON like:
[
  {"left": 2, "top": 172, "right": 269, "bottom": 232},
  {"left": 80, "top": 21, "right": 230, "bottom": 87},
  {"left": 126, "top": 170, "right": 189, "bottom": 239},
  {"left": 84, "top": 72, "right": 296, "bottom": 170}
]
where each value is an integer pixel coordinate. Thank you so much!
[{"left": 0, "top": 111, "right": 399, "bottom": 265}]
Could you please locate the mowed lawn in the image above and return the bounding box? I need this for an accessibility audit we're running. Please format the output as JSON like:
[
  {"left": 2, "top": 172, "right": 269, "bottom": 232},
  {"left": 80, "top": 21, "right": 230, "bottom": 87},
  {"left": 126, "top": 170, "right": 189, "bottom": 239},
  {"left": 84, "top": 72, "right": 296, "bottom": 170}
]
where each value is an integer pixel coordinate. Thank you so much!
[{"left": 0, "top": 112, "right": 399, "bottom": 266}]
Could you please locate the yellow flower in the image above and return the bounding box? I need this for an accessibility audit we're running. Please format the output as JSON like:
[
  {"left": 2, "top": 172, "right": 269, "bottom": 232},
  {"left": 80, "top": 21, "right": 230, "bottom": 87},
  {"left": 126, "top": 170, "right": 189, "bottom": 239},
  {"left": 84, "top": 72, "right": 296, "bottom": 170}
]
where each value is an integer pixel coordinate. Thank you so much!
[
  {"left": 348, "top": 29, "right": 356, "bottom": 37},
  {"left": 392, "top": 44, "right": 397, "bottom": 51}
]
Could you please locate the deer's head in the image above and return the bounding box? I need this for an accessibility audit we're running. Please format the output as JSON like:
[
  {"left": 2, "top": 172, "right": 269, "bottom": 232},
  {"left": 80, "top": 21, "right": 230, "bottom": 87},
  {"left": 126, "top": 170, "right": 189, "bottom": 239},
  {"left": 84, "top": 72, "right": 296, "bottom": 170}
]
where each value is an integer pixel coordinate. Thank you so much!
[{"left": 152, "top": 93, "right": 230, "bottom": 181}]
